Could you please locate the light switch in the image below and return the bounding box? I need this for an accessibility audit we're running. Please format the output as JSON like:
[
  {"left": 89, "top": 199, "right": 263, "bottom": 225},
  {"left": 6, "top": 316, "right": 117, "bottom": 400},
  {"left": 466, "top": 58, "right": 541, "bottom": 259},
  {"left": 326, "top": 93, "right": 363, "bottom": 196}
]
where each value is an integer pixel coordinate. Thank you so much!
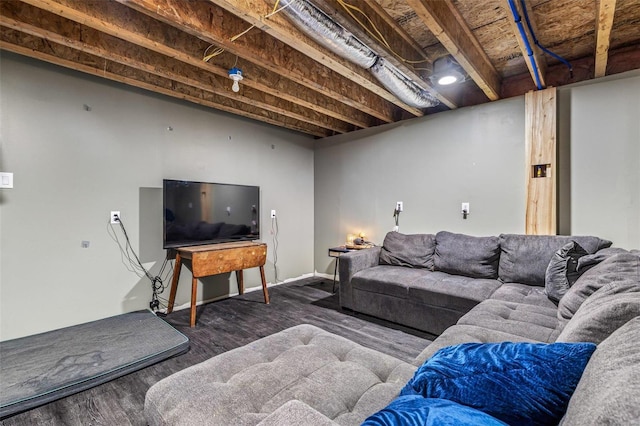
[{"left": 0, "top": 172, "right": 13, "bottom": 188}]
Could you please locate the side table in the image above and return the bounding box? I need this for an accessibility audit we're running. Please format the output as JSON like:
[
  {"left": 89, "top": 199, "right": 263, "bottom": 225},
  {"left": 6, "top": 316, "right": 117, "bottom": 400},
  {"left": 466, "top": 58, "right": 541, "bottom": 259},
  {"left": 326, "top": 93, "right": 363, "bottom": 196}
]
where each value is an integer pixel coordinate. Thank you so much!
[
  {"left": 168, "top": 241, "right": 268, "bottom": 327},
  {"left": 328, "top": 246, "right": 353, "bottom": 293}
]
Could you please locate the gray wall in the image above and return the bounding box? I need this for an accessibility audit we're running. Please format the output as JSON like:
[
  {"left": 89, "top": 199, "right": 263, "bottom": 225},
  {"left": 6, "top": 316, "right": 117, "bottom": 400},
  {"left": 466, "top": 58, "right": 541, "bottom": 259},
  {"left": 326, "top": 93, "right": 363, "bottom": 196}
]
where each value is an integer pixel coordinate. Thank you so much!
[
  {"left": 314, "top": 97, "right": 527, "bottom": 275},
  {"left": 314, "top": 72, "right": 640, "bottom": 276},
  {"left": 0, "top": 53, "right": 315, "bottom": 340},
  {"left": 558, "top": 74, "right": 639, "bottom": 245}
]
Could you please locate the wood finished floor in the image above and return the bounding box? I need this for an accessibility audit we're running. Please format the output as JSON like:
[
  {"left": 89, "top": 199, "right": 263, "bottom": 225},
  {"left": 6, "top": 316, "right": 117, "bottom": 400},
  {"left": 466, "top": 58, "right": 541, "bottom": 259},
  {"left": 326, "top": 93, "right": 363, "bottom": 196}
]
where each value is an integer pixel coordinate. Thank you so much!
[{"left": 1, "top": 277, "right": 433, "bottom": 426}]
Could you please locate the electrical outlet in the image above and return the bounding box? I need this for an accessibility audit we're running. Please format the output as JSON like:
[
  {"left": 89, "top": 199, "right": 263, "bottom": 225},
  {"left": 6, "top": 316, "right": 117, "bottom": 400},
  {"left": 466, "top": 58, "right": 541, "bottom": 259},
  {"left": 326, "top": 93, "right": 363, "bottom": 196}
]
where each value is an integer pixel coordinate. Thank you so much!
[
  {"left": 396, "top": 201, "right": 403, "bottom": 212},
  {"left": 110, "top": 211, "right": 120, "bottom": 224},
  {"left": 271, "top": 209, "right": 276, "bottom": 218},
  {"left": 461, "top": 203, "right": 470, "bottom": 213}
]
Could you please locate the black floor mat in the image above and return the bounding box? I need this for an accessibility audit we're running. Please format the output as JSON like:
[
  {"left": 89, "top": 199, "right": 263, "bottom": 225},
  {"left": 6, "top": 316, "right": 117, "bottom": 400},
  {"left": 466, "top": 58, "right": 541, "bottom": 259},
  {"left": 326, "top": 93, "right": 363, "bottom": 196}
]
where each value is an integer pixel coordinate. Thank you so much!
[{"left": 0, "top": 310, "right": 189, "bottom": 418}]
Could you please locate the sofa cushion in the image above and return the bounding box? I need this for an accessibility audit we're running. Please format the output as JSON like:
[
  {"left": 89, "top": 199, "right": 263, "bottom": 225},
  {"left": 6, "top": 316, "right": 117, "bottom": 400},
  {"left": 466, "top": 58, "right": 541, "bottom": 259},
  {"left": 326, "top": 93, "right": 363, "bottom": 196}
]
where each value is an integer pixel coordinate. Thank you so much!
[
  {"left": 401, "top": 342, "right": 596, "bottom": 426},
  {"left": 489, "top": 283, "right": 557, "bottom": 309},
  {"left": 545, "top": 241, "right": 589, "bottom": 303},
  {"left": 558, "top": 252, "right": 640, "bottom": 320},
  {"left": 556, "top": 285, "right": 640, "bottom": 344},
  {"left": 378, "top": 232, "right": 435, "bottom": 269},
  {"left": 576, "top": 247, "right": 633, "bottom": 273},
  {"left": 363, "top": 396, "right": 508, "bottom": 426},
  {"left": 413, "top": 325, "right": 540, "bottom": 367},
  {"left": 498, "top": 234, "right": 611, "bottom": 286},
  {"left": 144, "top": 324, "right": 417, "bottom": 426},
  {"left": 456, "top": 299, "right": 562, "bottom": 342},
  {"left": 434, "top": 231, "right": 500, "bottom": 279},
  {"left": 351, "top": 265, "right": 430, "bottom": 299},
  {"left": 561, "top": 317, "right": 640, "bottom": 425}
]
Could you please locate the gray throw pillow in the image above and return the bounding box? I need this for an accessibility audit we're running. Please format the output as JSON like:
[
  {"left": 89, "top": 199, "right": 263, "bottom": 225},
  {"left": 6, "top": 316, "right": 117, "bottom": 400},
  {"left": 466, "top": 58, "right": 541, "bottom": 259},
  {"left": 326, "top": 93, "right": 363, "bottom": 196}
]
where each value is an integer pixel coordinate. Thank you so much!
[
  {"left": 498, "top": 234, "right": 612, "bottom": 287},
  {"left": 434, "top": 231, "right": 500, "bottom": 279},
  {"left": 556, "top": 285, "right": 640, "bottom": 344},
  {"left": 560, "top": 317, "right": 640, "bottom": 425},
  {"left": 379, "top": 232, "right": 436, "bottom": 269},
  {"left": 558, "top": 253, "right": 640, "bottom": 320},
  {"left": 545, "top": 241, "right": 589, "bottom": 303}
]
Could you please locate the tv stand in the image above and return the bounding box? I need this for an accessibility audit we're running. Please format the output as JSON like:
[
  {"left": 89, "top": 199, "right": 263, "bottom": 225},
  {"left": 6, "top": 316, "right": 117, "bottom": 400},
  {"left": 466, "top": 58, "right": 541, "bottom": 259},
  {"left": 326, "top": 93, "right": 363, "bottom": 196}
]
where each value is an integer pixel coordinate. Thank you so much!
[{"left": 167, "top": 241, "right": 269, "bottom": 327}]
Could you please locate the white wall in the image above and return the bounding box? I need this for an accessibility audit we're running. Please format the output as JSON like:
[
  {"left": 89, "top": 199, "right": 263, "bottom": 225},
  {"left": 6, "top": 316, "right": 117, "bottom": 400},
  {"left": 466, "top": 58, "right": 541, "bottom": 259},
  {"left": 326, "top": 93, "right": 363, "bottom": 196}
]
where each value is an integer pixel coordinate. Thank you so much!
[
  {"left": 0, "top": 53, "right": 315, "bottom": 340},
  {"left": 314, "top": 97, "right": 527, "bottom": 275}
]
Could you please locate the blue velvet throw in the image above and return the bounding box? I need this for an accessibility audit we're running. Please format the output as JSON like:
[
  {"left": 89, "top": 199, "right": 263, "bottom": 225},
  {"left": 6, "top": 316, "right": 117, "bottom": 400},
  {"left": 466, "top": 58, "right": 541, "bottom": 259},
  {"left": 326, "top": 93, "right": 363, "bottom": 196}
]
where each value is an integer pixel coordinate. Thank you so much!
[
  {"left": 362, "top": 396, "right": 508, "bottom": 426},
  {"left": 398, "top": 342, "right": 597, "bottom": 426}
]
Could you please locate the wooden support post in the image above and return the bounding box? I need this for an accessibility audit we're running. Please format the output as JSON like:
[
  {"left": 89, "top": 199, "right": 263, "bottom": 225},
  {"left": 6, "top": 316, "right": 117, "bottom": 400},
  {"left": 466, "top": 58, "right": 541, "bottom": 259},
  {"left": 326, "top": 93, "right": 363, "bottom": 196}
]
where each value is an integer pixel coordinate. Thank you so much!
[{"left": 525, "top": 87, "right": 557, "bottom": 235}]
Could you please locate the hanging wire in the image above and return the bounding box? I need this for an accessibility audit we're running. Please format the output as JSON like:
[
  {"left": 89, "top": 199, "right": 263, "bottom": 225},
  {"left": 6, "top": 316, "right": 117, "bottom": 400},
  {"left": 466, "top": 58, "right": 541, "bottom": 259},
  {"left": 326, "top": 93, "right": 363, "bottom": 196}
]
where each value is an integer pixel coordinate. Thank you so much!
[
  {"left": 335, "top": 0, "right": 430, "bottom": 65},
  {"left": 203, "top": 0, "right": 291, "bottom": 63}
]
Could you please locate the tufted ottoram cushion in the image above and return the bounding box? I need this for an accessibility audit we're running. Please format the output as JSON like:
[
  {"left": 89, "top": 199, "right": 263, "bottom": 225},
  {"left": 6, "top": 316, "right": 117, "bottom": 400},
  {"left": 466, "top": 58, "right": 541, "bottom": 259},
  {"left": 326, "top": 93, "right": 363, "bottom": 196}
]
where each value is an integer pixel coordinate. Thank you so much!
[{"left": 144, "top": 324, "right": 417, "bottom": 426}]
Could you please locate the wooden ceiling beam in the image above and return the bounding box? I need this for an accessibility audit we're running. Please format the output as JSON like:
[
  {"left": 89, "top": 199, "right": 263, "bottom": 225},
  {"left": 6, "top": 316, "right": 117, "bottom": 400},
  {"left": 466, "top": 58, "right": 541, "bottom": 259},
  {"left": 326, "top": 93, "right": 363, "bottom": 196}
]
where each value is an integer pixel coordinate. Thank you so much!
[
  {"left": 0, "top": 30, "right": 330, "bottom": 137},
  {"left": 20, "top": 0, "right": 375, "bottom": 129},
  {"left": 405, "top": 0, "right": 501, "bottom": 101},
  {"left": 595, "top": 0, "right": 617, "bottom": 78},
  {"left": 120, "top": 0, "right": 403, "bottom": 123},
  {"left": 501, "top": 0, "right": 547, "bottom": 88},
  {"left": 312, "top": 0, "right": 457, "bottom": 109},
  {"left": 0, "top": 2, "right": 352, "bottom": 134},
  {"left": 204, "top": 0, "right": 423, "bottom": 116}
]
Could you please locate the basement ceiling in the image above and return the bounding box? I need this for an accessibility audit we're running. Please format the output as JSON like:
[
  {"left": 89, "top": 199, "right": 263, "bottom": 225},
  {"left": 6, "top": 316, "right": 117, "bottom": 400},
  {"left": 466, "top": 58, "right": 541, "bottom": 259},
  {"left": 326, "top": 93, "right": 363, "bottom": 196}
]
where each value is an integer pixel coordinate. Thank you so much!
[{"left": 1, "top": 0, "right": 639, "bottom": 138}]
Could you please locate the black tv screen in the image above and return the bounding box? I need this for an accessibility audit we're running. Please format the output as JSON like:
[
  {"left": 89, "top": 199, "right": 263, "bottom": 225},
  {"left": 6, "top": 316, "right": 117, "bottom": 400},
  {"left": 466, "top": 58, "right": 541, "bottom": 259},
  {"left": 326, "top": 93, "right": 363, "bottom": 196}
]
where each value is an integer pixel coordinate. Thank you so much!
[{"left": 163, "top": 179, "right": 260, "bottom": 249}]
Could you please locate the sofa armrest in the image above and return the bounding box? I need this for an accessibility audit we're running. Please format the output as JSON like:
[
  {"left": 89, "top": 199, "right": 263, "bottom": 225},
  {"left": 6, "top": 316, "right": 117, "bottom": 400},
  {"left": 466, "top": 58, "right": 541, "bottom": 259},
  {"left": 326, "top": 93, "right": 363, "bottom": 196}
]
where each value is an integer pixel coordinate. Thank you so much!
[
  {"left": 339, "top": 246, "right": 381, "bottom": 309},
  {"left": 257, "top": 400, "right": 339, "bottom": 426}
]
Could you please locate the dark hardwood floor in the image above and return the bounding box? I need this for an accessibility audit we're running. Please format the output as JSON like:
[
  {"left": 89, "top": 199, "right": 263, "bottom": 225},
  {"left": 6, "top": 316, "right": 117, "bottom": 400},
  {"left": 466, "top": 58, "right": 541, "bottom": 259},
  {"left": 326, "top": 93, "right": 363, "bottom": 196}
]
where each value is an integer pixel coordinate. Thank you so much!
[{"left": 1, "top": 277, "right": 433, "bottom": 426}]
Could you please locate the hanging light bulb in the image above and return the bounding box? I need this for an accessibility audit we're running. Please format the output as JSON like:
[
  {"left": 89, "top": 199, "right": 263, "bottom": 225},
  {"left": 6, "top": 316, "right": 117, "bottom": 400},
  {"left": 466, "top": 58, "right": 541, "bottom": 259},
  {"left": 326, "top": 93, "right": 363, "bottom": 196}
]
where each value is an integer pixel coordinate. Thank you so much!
[{"left": 228, "top": 67, "right": 243, "bottom": 92}]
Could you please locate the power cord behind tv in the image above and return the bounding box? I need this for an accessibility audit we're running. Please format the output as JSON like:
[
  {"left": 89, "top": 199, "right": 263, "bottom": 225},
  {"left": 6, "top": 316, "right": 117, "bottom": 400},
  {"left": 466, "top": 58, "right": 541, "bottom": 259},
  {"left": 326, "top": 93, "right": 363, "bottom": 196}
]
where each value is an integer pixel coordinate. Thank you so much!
[{"left": 108, "top": 215, "right": 172, "bottom": 313}]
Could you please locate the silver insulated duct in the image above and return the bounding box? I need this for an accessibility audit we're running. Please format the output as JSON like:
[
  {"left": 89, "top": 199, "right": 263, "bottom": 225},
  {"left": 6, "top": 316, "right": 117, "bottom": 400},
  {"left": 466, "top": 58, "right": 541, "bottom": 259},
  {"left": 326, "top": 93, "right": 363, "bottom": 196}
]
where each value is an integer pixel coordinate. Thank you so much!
[
  {"left": 370, "top": 58, "right": 439, "bottom": 109},
  {"left": 279, "top": 0, "right": 439, "bottom": 109}
]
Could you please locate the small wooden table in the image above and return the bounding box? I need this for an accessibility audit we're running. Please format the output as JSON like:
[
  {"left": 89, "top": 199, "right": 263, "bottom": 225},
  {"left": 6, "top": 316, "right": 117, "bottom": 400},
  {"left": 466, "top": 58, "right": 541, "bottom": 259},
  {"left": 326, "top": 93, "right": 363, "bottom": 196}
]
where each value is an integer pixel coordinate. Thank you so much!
[{"left": 167, "top": 241, "right": 269, "bottom": 327}]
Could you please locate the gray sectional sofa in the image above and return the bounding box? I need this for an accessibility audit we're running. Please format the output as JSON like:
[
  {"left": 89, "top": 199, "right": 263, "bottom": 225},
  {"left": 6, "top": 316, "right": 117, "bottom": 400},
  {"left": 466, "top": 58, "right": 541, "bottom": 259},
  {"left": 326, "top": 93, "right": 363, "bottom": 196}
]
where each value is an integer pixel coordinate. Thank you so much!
[
  {"left": 339, "top": 231, "right": 613, "bottom": 335},
  {"left": 144, "top": 232, "right": 640, "bottom": 425}
]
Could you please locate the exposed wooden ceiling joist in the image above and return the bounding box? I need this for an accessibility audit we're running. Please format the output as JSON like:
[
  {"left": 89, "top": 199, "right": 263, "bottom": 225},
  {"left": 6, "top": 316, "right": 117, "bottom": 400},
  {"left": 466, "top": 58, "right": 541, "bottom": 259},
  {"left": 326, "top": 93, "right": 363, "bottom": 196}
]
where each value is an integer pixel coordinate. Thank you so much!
[
  {"left": 0, "top": 28, "right": 330, "bottom": 137},
  {"left": 404, "top": 0, "right": 501, "bottom": 101},
  {"left": 595, "top": 0, "right": 617, "bottom": 78},
  {"left": 205, "top": 0, "right": 423, "bottom": 116},
  {"left": 1, "top": 0, "right": 638, "bottom": 138},
  {"left": 118, "top": 0, "right": 394, "bottom": 125},
  {"left": 501, "top": 0, "right": 547, "bottom": 89},
  {"left": 311, "top": 0, "right": 458, "bottom": 109}
]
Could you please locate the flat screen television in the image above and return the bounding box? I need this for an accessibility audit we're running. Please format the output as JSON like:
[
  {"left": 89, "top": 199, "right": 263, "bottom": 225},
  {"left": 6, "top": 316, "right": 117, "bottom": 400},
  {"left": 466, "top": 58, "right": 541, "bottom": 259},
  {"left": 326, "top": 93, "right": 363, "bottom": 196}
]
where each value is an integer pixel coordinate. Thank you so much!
[{"left": 163, "top": 179, "right": 260, "bottom": 249}]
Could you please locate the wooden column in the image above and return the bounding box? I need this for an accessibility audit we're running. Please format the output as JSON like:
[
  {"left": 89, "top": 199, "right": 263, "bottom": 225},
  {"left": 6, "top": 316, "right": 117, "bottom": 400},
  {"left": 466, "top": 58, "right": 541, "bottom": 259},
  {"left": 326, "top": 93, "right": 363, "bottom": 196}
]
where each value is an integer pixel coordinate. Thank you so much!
[{"left": 525, "top": 87, "right": 557, "bottom": 235}]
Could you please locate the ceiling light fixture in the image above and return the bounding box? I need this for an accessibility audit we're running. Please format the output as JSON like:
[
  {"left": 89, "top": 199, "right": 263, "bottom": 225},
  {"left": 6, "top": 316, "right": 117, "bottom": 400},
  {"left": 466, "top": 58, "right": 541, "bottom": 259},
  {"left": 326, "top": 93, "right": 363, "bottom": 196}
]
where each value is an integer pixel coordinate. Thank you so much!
[
  {"left": 228, "top": 67, "right": 243, "bottom": 93},
  {"left": 431, "top": 56, "right": 465, "bottom": 86}
]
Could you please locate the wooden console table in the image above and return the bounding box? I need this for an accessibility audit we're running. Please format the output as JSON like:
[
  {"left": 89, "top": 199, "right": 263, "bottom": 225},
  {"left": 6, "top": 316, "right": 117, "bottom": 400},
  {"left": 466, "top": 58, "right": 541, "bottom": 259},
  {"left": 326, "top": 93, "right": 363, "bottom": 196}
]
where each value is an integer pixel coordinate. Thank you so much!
[{"left": 167, "top": 241, "right": 269, "bottom": 327}]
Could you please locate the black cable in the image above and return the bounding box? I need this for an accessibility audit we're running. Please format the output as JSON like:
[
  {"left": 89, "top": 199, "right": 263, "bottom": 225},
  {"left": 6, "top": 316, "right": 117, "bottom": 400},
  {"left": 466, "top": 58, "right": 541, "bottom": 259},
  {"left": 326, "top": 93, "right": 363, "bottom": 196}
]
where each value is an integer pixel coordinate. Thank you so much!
[{"left": 109, "top": 216, "right": 170, "bottom": 312}]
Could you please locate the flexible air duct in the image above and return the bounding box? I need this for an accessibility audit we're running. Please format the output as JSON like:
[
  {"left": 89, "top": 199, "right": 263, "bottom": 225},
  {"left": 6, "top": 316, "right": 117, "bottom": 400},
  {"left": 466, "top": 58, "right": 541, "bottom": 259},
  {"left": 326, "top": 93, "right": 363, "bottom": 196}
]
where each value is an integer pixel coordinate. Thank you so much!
[
  {"left": 370, "top": 58, "right": 439, "bottom": 108},
  {"left": 279, "top": 0, "right": 439, "bottom": 108},
  {"left": 279, "top": 0, "right": 377, "bottom": 68}
]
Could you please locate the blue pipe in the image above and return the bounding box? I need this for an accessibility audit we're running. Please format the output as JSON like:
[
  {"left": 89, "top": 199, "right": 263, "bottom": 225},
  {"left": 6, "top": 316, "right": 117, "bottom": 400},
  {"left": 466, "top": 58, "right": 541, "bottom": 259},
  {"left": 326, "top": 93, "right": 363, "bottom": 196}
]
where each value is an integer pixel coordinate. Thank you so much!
[
  {"left": 507, "top": 0, "right": 543, "bottom": 90},
  {"left": 519, "top": 0, "right": 573, "bottom": 78}
]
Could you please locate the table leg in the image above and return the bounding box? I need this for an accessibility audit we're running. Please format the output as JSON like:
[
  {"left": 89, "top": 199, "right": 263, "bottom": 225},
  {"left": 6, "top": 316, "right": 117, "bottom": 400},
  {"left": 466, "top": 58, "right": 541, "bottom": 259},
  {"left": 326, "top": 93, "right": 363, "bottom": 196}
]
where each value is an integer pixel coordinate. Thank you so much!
[
  {"left": 190, "top": 276, "right": 198, "bottom": 327},
  {"left": 167, "top": 253, "right": 182, "bottom": 314},
  {"left": 332, "top": 257, "right": 339, "bottom": 293},
  {"left": 259, "top": 265, "right": 270, "bottom": 304},
  {"left": 236, "top": 270, "right": 244, "bottom": 295}
]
